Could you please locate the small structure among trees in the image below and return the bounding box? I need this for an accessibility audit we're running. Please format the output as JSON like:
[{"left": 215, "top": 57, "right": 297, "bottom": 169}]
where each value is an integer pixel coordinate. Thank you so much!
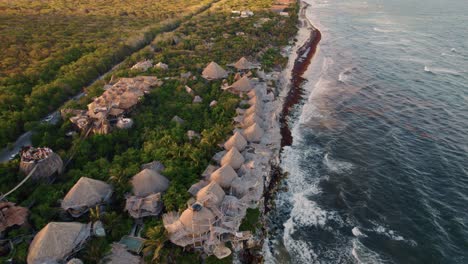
[
  {"left": 61, "top": 177, "right": 113, "bottom": 217},
  {"left": 66, "top": 76, "right": 162, "bottom": 135},
  {"left": 19, "top": 146, "right": 63, "bottom": 180},
  {"left": 0, "top": 202, "right": 29, "bottom": 232},
  {"left": 27, "top": 222, "right": 90, "bottom": 264},
  {"left": 125, "top": 168, "right": 170, "bottom": 218},
  {"left": 202, "top": 62, "right": 228, "bottom": 80}
]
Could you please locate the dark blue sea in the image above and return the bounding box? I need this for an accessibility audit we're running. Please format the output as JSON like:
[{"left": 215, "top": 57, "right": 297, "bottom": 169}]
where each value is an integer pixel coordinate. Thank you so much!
[{"left": 266, "top": 0, "right": 468, "bottom": 263}]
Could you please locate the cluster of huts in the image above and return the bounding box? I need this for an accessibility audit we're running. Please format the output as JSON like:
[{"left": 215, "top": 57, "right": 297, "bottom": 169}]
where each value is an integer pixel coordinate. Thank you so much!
[
  {"left": 161, "top": 58, "right": 276, "bottom": 259},
  {"left": 22, "top": 159, "right": 171, "bottom": 263},
  {"left": 2, "top": 53, "right": 279, "bottom": 262},
  {"left": 63, "top": 76, "right": 162, "bottom": 135}
]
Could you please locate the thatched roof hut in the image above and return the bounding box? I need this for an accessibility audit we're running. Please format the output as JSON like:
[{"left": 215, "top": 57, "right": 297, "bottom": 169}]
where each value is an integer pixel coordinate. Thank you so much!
[
  {"left": 225, "top": 76, "right": 253, "bottom": 93},
  {"left": 233, "top": 57, "right": 258, "bottom": 70},
  {"left": 0, "top": 202, "right": 29, "bottom": 232},
  {"left": 125, "top": 193, "right": 163, "bottom": 218},
  {"left": 193, "top": 95, "right": 203, "bottom": 103},
  {"left": 141, "top": 161, "right": 165, "bottom": 172},
  {"left": 131, "top": 169, "right": 170, "bottom": 197},
  {"left": 210, "top": 165, "right": 238, "bottom": 189},
  {"left": 179, "top": 206, "right": 216, "bottom": 235},
  {"left": 202, "top": 62, "right": 228, "bottom": 80},
  {"left": 242, "top": 113, "right": 263, "bottom": 128},
  {"left": 243, "top": 123, "right": 264, "bottom": 143},
  {"left": 221, "top": 147, "right": 245, "bottom": 170},
  {"left": 102, "top": 243, "right": 143, "bottom": 264},
  {"left": 224, "top": 132, "right": 247, "bottom": 151},
  {"left": 27, "top": 222, "right": 90, "bottom": 264},
  {"left": 131, "top": 60, "right": 153, "bottom": 71},
  {"left": 171, "top": 115, "right": 185, "bottom": 125},
  {"left": 19, "top": 147, "right": 63, "bottom": 180},
  {"left": 196, "top": 182, "right": 225, "bottom": 208},
  {"left": 154, "top": 62, "right": 169, "bottom": 70},
  {"left": 61, "top": 177, "right": 113, "bottom": 217}
]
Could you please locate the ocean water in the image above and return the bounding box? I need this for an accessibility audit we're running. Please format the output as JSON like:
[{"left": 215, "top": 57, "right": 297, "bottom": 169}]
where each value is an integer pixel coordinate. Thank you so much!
[{"left": 266, "top": 0, "right": 468, "bottom": 263}]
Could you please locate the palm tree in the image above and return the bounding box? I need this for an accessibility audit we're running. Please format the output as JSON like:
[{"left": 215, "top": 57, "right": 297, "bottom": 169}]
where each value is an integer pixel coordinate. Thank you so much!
[{"left": 143, "top": 225, "right": 168, "bottom": 262}]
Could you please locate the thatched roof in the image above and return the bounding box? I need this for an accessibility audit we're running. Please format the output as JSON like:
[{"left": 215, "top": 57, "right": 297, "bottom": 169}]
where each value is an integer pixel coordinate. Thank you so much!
[
  {"left": 131, "top": 169, "right": 170, "bottom": 197},
  {"left": 125, "top": 193, "right": 163, "bottom": 218},
  {"left": 27, "top": 222, "right": 90, "bottom": 264},
  {"left": 243, "top": 123, "right": 264, "bottom": 143},
  {"left": 61, "top": 177, "right": 113, "bottom": 212},
  {"left": 179, "top": 206, "right": 215, "bottom": 235},
  {"left": 20, "top": 152, "right": 63, "bottom": 180},
  {"left": 171, "top": 115, "right": 185, "bottom": 125},
  {"left": 102, "top": 243, "right": 143, "bottom": 264},
  {"left": 193, "top": 95, "right": 203, "bottom": 103},
  {"left": 202, "top": 62, "right": 228, "bottom": 80},
  {"left": 224, "top": 132, "right": 247, "bottom": 151},
  {"left": 233, "top": 57, "right": 257, "bottom": 70},
  {"left": 141, "top": 161, "right": 165, "bottom": 172},
  {"left": 202, "top": 165, "right": 219, "bottom": 179},
  {"left": 220, "top": 147, "right": 245, "bottom": 170},
  {"left": 225, "top": 76, "right": 253, "bottom": 93},
  {"left": 242, "top": 113, "right": 263, "bottom": 128},
  {"left": 131, "top": 60, "right": 153, "bottom": 71},
  {"left": 0, "top": 202, "right": 29, "bottom": 232},
  {"left": 197, "top": 182, "right": 225, "bottom": 208},
  {"left": 210, "top": 165, "right": 238, "bottom": 189},
  {"left": 188, "top": 180, "right": 210, "bottom": 197}
]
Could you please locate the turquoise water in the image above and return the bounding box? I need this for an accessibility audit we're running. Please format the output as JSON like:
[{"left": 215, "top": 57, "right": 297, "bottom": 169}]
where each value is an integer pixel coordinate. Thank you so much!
[{"left": 267, "top": 0, "right": 468, "bottom": 263}]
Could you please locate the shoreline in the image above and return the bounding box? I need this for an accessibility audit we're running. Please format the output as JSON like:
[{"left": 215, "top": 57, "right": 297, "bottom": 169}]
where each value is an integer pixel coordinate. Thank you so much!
[
  {"left": 264, "top": 0, "right": 321, "bottom": 212},
  {"left": 259, "top": 0, "right": 321, "bottom": 261}
]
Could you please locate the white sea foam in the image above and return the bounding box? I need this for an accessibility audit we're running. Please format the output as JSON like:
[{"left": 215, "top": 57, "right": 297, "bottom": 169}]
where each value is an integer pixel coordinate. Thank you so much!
[
  {"left": 352, "top": 239, "right": 386, "bottom": 264},
  {"left": 352, "top": 227, "right": 367, "bottom": 237},
  {"left": 324, "top": 153, "right": 354, "bottom": 174},
  {"left": 371, "top": 223, "right": 417, "bottom": 246},
  {"left": 424, "top": 66, "right": 461, "bottom": 76}
]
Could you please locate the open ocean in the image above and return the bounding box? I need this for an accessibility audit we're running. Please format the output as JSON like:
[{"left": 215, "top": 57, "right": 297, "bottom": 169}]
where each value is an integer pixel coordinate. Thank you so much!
[{"left": 266, "top": 0, "right": 468, "bottom": 263}]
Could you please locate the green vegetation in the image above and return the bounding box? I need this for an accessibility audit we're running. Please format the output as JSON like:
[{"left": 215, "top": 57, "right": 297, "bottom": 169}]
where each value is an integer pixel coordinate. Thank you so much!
[
  {"left": 0, "top": 0, "right": 299, "bottom": 262},
  {"left": 0, "top": 0, "right": 215, "bottom": 147}
]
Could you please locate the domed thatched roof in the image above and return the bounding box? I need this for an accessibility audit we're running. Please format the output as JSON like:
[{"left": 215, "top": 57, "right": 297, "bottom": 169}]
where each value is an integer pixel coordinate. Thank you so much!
[
  {"left": 20, "top": 151, "right": 63, "bottom": 180},
  {"left": 242, "top": 113, "right": 263, "bottom": 128},
  {"left": 27, "top": 222, "right": 90, "bottom": 264},
  {"left": 243, "top": 123, "right": 264, "bottom": 143},
  {"left": 224, "top": 132, "right": 247, "bottom": 151},
  {"left": 196, "top": 182, "right": 225, "bottom": 207},
  {"left": 233, "top": 57, "right": 256, "bottom": 70},
  {"left": 221, "top": 147, "right": 245, "bottom": 170},
  {"left": 61, "top": 177, "right": 113, "bottom": 212},
  {"left": 226, "top": 76, "right": 253, "bottom": 93},
  {"left": 202, "top": 62, "right": 228, "bottom": 80},
  {"left": 131, "top": 169, "right": 170, "bottom": 197},
  {"left": 179, "top": 206, "right": 215, "bottom": 235},
  {"left": 210, "top": 165, "right": 238, "bottom": 188}
]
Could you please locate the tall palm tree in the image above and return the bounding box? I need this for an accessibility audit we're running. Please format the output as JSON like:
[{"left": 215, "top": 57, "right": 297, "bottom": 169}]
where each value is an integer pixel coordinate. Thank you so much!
[{"left": 143, "top": 225, "right": 168, "bottom": 262}]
